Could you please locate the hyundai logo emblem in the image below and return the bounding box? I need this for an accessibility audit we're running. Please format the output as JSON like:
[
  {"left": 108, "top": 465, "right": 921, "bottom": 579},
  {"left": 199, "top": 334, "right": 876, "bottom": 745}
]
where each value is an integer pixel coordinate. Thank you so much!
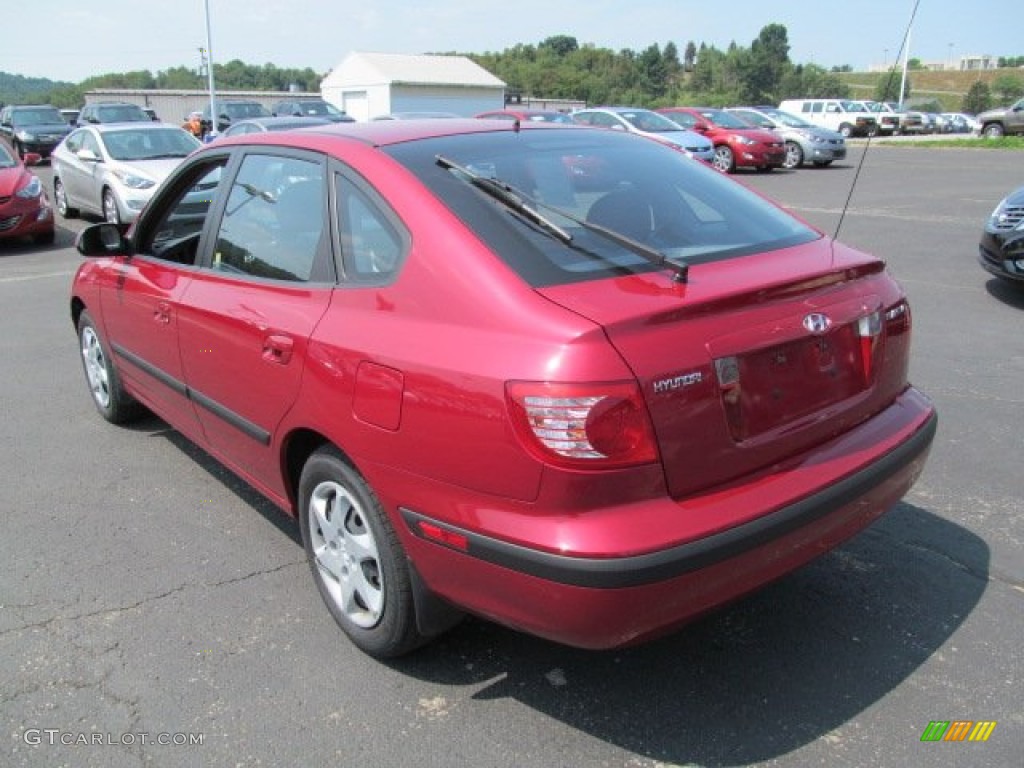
[{"left": 803, "top": 313, "right": 831, "bottom": 334}]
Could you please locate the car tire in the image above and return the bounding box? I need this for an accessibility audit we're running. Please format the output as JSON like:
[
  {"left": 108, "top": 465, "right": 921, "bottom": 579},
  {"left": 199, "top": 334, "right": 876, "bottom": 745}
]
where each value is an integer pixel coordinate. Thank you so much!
[
  {"left": 982, "top": 123, "right": 1005, "bottom": 138},
  {"left": 299, "top": 447, "right": 429, "bottom": 658},
  {"left": 783, "top": 142, "right": 804, "bottom": 169},
  {"left": 839, "top": 123, "right": 853, "bottom": 138},
  {"left": 54, "top": 178, "right": 78, "bottom": 219},
  {"left": 77, "top": 310, "right": 145, "bottom": 424},
  {"left": 712, "top": 145, "right": 735, "bottom": 173},
  {"left": 102, "top": 188, "right": 122, "bottom": 226}
]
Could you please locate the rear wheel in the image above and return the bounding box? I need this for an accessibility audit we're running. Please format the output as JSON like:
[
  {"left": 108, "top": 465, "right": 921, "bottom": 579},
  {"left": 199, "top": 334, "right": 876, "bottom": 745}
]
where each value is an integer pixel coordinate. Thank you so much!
[
  {"left": 299, "top": 447, "right": 429, "bottom": 658},
  {"left": 77, "top": 310, "right": 144, "bottom": 424},
  {"left": 712, "top": 145, "right": 735, "bottom": 173},
  {"left": 983, "top": 123, "right": 1005, "bottom": 138},
  {"left": 839, "top": 123, "right": 853, "bottom": 138},
  {"left": 783, "top": 141, "right": 803, "bottom": 169}
]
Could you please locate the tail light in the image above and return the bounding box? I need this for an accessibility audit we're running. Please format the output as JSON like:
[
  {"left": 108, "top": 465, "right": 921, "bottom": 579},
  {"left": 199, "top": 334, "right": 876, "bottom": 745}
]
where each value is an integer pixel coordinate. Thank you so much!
[{"left": 506, "top": 380, "right": 659, "bottom": 469}]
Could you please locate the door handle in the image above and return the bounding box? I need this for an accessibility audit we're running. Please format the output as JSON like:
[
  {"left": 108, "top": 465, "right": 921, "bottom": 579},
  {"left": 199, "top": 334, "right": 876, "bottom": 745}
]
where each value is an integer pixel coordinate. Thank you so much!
[{"left": 262, "top": 334, "right": 294, "bottom": 365}]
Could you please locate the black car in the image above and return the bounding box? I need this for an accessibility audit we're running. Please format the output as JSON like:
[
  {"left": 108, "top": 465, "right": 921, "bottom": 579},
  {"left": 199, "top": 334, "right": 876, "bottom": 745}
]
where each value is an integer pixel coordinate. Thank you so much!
[
  {"left": 77, "top": 102, "right": 151, "bottom": 127},
  {"left": 979, "top": 185, "right": 1024, "bottom": 285},
  {"left": 0, "top": 104, "right": 73, "bottom": 159},
  {"left": 202, "top": 100, "right": 272, "bottom": 134},
  {"left": 271, "top": 98, "right": 355, "bottom": 123}
]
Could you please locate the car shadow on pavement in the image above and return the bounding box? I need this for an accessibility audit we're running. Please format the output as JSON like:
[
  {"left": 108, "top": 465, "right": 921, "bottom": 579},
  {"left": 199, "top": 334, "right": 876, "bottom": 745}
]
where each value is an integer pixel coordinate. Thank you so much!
[
  {"left": 390, "top": 501, "right": 988, "bottom": 766},
  {"left": 984, "top": 278, "right": 1024, "bottom": 309}
]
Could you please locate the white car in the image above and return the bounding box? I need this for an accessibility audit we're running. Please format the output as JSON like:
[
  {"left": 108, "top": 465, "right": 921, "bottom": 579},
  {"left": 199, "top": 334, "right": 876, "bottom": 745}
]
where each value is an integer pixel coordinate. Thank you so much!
[
  {"left": 570, "top": 107, "right": 715, "bottom": 163},
  {"left": 51, "top": 123, "right": 201, "bottom": 226}
]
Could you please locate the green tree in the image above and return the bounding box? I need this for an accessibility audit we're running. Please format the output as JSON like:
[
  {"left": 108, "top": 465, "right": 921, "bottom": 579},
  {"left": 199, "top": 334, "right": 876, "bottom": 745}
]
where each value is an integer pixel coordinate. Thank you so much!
[
  {"left": 991, "top": 74, "right": 1024, "bottom": 104},
  {"left": 742, "top": 24, "right": 790, "bottom": 103},
  {"left": 962, "top": 80, "right": 991, "bottom": 113},
  {"left": 779, "top": 63, "right": 850, "bottom": 99},
  {"left": 539, "top": 35, "right": 579, "bottom": 57},
  {"left": 683, "top": 41, "right": 697, "bottom": 72},
  {"left": 874, "top": 69, "right": 910, "bottom": 102}
]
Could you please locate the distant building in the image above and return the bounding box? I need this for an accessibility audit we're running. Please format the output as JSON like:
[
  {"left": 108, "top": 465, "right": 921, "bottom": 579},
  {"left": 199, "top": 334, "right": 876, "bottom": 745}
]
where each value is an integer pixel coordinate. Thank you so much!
[
  {"left": 958, "top": 54, "right": 998, "bottom": 71},
  {"left": 82, "top": 89, "right": 319, "bottom": 123},
  {"left": 869, "top": 54, "right": 1000, "bottom": 73},
  {"left": 320, "top": 52, "right": 505, "bottom": 121}
]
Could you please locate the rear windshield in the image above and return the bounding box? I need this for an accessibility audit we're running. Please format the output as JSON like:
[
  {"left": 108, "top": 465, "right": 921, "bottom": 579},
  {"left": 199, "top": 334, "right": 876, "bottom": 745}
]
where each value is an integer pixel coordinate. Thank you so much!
[
  {"left": 225, "top": 102, "right": 272, "bottom": 118},
  {"left": 385, "top": 128, "right": 818, "bottom": 287},
  {"left": 97, "top": 105, "right": 149, "bottom": 122}
]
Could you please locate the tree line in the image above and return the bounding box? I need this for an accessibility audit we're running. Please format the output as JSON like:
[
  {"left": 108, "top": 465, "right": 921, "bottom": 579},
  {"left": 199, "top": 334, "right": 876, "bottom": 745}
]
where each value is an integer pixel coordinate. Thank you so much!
[{"left": 3, "top": 25, "right": 1022, "bottom": 114}]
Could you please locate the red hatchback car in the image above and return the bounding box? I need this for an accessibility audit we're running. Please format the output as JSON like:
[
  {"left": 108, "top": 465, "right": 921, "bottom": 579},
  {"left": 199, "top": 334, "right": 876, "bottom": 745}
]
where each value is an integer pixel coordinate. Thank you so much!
[
  {"left": 0, "top": 143, "right": 54, "bottom": 245},
  {"left": 659, "top": 107, "right": 787, "bottom": 173},
  {"left": 70, "top": 120, "right": 936, "bottom": 658}
]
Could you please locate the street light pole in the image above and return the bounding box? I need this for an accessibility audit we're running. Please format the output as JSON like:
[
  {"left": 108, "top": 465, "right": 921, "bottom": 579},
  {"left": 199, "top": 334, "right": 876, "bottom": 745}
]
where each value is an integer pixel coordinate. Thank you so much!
[
  {"left": 898, "top": 25, "right": 911, "bottom": 108},
  {"left": 204, "top": 0, "right": 217, "bottom": 137}
]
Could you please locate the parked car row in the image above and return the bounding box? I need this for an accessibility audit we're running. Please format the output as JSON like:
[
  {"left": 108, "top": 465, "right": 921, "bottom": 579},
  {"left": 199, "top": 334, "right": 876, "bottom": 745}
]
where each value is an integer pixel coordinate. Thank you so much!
[{"left": 478, "top": 104, "right": 841, "bottom": 173}]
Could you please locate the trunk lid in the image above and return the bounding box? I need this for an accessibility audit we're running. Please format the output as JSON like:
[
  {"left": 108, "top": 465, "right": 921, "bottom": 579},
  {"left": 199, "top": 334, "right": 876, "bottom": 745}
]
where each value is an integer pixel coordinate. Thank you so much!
[{"left": 536, "top": 238, "right": 912, "bottom": 498}]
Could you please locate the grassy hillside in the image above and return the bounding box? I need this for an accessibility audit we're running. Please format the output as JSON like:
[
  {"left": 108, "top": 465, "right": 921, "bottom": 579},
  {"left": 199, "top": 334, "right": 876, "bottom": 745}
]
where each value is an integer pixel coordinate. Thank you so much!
[{"left": 839, "top": 67, "right": 1023, "bottom": 111}]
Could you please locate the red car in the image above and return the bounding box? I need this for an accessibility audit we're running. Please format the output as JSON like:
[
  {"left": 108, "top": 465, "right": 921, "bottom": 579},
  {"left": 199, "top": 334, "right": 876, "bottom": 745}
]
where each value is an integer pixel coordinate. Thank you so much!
[
  {"left": 659, "top": 107, "right": 787, "bottom": 173},
  {"left": 0, "top": 143, "right": 54, "bottom": 245},
  {"left": 70, "top": 120, "right": 936, "bottom": 658}
]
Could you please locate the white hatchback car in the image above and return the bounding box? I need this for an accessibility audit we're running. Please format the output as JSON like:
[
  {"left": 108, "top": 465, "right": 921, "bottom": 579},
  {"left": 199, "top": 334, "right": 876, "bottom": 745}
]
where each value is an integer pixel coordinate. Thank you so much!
[{"left": 51, "top": 123, "right": 201, "bottom": 226}]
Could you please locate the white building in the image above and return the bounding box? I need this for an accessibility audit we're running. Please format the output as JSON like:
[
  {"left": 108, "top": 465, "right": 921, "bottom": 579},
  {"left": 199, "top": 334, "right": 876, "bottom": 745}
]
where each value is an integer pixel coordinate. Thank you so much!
[{"left": 320, "top": 52, "right": 505, "bottom": 121}]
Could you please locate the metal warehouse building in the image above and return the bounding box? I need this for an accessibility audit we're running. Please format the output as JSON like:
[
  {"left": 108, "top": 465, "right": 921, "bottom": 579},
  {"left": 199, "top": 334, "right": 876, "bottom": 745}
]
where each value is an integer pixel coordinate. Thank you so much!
[{"left": 320, "top": 52, "right": 506, "bottom": 121}]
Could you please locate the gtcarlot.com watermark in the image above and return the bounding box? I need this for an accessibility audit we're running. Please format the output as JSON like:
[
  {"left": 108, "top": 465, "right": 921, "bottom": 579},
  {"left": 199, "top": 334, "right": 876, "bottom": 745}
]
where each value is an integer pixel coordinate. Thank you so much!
[{"left": 23, "top": 729, "right": 204, "bottom": 747}]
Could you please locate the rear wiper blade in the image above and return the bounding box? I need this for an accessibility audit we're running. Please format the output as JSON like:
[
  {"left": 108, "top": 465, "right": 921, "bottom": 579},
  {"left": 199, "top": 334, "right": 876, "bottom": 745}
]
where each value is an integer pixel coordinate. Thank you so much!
[
  {"left": 435, "top": 154, "right": 688, "bottom": 283},
  {"left": 436, "top": 154, "right": 571, "bottom": 243}
]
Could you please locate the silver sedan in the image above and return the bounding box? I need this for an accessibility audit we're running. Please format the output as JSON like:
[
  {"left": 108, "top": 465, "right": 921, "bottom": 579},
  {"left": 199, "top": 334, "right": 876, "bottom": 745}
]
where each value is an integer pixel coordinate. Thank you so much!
[{"left": 51, "top": 123, "right": 200, "bottom": 226}]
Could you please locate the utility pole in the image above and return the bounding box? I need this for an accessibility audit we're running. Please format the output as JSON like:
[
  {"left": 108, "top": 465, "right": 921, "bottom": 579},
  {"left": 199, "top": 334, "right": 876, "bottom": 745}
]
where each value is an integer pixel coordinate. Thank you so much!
[{"left": 203, "top": 0, "right": 217, "bottom": 137}]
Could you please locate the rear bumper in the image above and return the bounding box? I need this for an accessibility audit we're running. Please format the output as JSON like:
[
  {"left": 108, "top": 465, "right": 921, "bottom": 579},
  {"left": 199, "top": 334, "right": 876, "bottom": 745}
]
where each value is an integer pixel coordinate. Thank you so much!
[{"left": 401, "top": 388, "right": 936, "bottom": 648}]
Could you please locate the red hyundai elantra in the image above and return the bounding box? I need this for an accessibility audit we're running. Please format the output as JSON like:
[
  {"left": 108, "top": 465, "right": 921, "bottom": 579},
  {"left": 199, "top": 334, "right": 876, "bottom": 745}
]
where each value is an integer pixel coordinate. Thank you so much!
[
  {"left": 70, "top": 119, "right": 936, "bottom": 657},
  {"left": 0, "top": 143, "right": 54, "bottom": 245},
  {"left": 659, "top": 106, "right": 787, "bottom": 174}
]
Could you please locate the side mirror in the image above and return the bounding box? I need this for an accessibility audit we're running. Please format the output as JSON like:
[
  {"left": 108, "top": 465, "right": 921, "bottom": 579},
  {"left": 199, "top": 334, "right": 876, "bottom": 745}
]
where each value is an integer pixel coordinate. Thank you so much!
[
  {"left": 22, "top": 152, "right": 43, "bottom": 166},
  {"left": 76, "top": 223, "right": 131, "bottom": 257},
  {"left": 77, "top": 149, "right": 100, "bottom": 162}
]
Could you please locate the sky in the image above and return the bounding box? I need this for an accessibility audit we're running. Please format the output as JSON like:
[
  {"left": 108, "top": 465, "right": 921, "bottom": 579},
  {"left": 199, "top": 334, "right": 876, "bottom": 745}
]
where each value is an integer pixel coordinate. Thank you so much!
[{"left": 4, "top": 0, "right": 1020, "bottom": 84}]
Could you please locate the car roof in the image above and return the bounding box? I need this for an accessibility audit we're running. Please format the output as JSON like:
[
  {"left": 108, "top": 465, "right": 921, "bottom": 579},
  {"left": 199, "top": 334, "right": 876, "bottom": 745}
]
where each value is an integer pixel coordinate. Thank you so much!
[
  {"left": 210, "top": 117, "right": 576, "bottom": 150},
  {"left": 82, "top": 122, "right": 186, "bottom": 133},
  {"left": 231, "top": 116, "right": 334, "bottom": 129}
]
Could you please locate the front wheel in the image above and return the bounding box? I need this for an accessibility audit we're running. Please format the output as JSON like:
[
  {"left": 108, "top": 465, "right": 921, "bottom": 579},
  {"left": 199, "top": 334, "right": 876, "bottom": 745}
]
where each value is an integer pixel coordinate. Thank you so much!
[
  {"left": 299, "top": 448, "right": 429, "bottom": 658},
  {"left": 982, "top": 123, "right": 1005, "bottom": 138},
  {"left": 712, "top": 145, "right": 735, "bottom": 173},
  {"left": 783, "top": 141, "right": 804, "bottom": 169},
  {"left": 54, "top": 178, "right": 78, "bottom": 218},
  {"left": 102, "top": 188, "right": 122, "bottom": 226},
  {"left": 839, "top": 123, "right": 853, "bottom": 138},
  {"left": 77, "top": 310, "right": 144, "bottom": 424}
]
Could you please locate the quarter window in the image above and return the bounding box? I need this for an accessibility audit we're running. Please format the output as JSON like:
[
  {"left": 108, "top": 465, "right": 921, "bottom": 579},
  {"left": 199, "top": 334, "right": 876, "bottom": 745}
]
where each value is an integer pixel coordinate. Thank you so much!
[{"left": 335, "top": 174, "right": 405, "bottom": 282}]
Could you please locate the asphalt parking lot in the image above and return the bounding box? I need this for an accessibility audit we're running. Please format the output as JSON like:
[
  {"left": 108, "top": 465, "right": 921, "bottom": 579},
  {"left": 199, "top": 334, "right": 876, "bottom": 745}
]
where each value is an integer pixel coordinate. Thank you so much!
[{"left": 2, "top": 146, "right": 1022, "bottom": 768}]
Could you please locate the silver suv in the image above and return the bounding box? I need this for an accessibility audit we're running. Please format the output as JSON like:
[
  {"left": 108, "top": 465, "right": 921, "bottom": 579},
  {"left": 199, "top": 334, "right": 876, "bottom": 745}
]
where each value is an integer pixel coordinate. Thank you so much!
[{"left": 727, "top": 106, "right": 846, "bottom": 169}]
